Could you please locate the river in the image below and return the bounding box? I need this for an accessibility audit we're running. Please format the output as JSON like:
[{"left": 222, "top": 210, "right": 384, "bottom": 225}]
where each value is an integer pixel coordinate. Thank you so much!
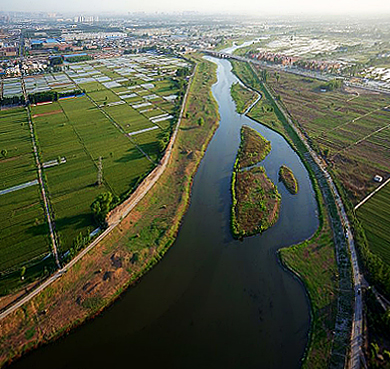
[{"left": 11, "top": 53, "right": 319, "bottom": 369}]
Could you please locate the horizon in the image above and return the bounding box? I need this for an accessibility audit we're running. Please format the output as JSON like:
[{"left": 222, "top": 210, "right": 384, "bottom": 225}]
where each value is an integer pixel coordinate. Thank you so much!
[{"left": 1, "top": 0, "right": 390, "bottom": 17}]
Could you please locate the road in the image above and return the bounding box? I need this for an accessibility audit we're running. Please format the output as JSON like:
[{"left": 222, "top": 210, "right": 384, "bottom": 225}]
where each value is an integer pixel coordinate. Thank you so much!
[
  {"left": 251, "top": 66, "right": 363, "bottom": 368},
  {"left": 0, "top": 64, "right": 196, "bottom": 322},
  {"left": 204, "top": 49, "right": 390, "bottom": 95}
]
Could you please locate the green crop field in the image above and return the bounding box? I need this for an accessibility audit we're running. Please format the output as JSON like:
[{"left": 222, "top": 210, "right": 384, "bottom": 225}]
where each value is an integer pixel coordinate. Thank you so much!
[
  {"left": 0, "top": 108, "right": 50, "bottom": 272},
  {"left": 357, "top": 183, "right": 390, "bottom": 266},
  {"left": 103, "top": 103, "right": 155, "bottom": 133},
  {"left": 0, "top": 53, "right": 190, "bottom": 287}
]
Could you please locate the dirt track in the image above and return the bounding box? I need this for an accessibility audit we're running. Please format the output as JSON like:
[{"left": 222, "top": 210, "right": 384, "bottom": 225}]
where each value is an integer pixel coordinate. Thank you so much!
[{"left": 32, "top": 110, "right": 62, "bottom": 118}]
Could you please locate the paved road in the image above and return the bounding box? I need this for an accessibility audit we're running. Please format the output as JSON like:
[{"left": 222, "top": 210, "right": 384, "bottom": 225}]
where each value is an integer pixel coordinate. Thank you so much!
[{"left": 0, "top": 65, "right": 196, "bottom": 322}]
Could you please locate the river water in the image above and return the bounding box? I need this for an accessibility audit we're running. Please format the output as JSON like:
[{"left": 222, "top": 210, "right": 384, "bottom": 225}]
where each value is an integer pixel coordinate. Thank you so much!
[{"left": 11, "top": 55, "right": 319, "bottom": 369}]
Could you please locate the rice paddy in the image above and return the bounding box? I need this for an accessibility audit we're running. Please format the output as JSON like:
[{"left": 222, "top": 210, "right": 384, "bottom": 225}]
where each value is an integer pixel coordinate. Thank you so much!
[{"left": 0, "top": 53, "right": 189, "bottom": 282}]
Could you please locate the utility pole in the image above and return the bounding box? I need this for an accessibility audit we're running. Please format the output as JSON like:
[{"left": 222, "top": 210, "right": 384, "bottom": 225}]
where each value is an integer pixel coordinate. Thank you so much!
[{"left": 97, "top": 156, "right": 103, "bottom": 186}]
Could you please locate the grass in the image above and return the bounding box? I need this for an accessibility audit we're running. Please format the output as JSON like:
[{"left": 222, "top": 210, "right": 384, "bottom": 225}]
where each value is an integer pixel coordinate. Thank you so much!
[
  {"left": 0, "top": 108, "right": 50, "bottom": 274},
  {"left": 279, "top": 165, "right": 299, "bottom": 194},
  {"left": 230, "top": 82, "right": 257, "bottom": 114},
  {"left": 357, "top": 182, "right": 390, "bottom": 265},
  {"left": 280, "top": 216, "right": 338, "bottom": 368}
]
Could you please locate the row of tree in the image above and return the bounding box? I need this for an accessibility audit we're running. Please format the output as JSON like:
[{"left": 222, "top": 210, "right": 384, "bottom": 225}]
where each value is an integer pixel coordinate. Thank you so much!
[
  {"left": 0, "top": 95, "right": 25, "bottom": 106},
  {"left": 28, "top": 89, "right": 83, "bottom": 104}
]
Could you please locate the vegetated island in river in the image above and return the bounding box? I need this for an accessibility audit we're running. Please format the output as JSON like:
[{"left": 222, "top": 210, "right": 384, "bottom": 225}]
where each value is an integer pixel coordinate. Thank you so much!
[
  {"left": 231, "top": 125, "right": 281, "bottom": 238},
  {"left": 279, "top": 165, "right": 299, "bottom": 194}
]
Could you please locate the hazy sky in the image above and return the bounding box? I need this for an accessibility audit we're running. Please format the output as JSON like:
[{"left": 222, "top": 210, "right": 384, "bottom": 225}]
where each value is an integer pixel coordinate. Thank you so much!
[{"left": 2, "top": 0, "right": 390, "bottom": 15}]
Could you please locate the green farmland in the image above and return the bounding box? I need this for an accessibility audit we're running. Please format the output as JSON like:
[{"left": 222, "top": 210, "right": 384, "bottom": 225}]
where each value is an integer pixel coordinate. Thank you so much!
[
  {"left": 0, "top": 108, "right": 50, "bottom": 272},
  {"left": 357, "top": 183, "right": 390, "bottom": 265},
  {"left": 0, "top": 53, "right": 190, "bottom": 291}
]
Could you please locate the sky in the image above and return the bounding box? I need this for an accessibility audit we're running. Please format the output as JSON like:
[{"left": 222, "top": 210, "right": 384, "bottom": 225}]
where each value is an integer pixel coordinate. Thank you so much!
[{"left": 2, "top": 0, "right": 390, "bottom": 16}]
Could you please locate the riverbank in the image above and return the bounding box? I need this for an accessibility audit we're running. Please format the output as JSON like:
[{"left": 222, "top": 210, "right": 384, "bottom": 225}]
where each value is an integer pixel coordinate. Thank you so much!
[
  {"left": 230, "top": 59, "right": 341, "bottom": 368},
  {"left": 0, "top": 54, "right": 220, "bottom": 368}
]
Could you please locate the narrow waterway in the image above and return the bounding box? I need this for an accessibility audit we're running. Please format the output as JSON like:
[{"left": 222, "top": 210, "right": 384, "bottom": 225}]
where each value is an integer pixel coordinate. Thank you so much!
[{"left": 11, "top": 56, "right": 319, "bottom": 369}]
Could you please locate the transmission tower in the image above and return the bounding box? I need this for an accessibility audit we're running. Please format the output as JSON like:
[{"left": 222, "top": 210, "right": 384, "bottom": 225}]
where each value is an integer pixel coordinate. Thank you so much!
[{"left": 97, "top": 156, "right": 103, "bottom": 186}]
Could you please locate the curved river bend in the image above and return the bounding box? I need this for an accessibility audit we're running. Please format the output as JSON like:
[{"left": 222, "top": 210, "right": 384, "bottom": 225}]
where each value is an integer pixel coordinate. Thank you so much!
[{"left": 12, "top": 57, "right": 319, "bottom": 369}]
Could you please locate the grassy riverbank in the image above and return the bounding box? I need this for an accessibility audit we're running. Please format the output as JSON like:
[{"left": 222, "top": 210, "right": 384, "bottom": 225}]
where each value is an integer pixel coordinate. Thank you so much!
[
  {"left": 231, "top": 126, "right": 280, "bottom": 238},
  {"left": 0, "top": 53, "right": 220, "bottom": 368},
  {"left": 279, "top": 165, "right": 299, "bottom": 194},
  {"left": 230, "top": 82, "right": 258, "bottom": 114},
  {"left": 230, "top": 60, "right": 343, "bottom": 368}
]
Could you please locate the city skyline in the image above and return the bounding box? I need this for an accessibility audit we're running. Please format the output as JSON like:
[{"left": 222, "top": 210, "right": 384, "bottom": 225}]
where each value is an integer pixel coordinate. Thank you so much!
[{"left": 1, "top": 0, "right": 390, "bottom": 16}]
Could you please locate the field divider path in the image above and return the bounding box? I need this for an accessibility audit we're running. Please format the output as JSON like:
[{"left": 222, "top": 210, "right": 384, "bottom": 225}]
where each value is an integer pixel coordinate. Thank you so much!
[
  {"left": 333, "top": 121, "right": 390, "bottom": 157},
  {"left": 326, "top": 103, "right": 390, "bottom": 138},
  {"left": 0, "top": 65, "right": 196, "bottom": 322},
  {"left": 22, "top": 80, "right": 61, "bottom": 269},
  {"left": 354, "top": 177, "right": 390, "bottom": 211}
]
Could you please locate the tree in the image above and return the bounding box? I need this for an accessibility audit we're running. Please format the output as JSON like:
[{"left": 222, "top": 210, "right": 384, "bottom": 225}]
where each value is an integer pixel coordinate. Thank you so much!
[
  {"left": 1, "top": 149, "right": 7, "bottom": 158},
  {"left": 91, "top": 192, "right": 119, "bottom": 226},
  {"left": 198, "top": 117, "right": 204, "bottom": 126}
]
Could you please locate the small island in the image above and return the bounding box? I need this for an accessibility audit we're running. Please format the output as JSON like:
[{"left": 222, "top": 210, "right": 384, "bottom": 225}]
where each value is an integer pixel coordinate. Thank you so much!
[
  {"left": 279, "top": 165, "right": 299, "bottom": 194},
  {"left": 230, "top": 82, "right": 258, "bottom": 114},
  {"left": 231, "top": 126, "right": 281, "bottom": 238}
]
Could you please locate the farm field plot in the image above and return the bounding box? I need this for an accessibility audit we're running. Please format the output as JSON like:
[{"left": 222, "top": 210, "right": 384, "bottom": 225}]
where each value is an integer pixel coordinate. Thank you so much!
[
  {"left": 357, "top": 183, "right": 390, "bottom": 266},
  {"left": 31, "top": 101, "right": 109, "bottom": 252},
  {"left": 31, "top": 96, "right": 157, "bottom": 254},
  {"left": 0, "top": 53, "right": 189, "bottom": 286},
  {"left": 265, "top": 69, "right": 390, "bottom": 202},
  {"left": 103, "top": 103, "right": 155, "bottom": 134},
  {"left": 58, "top": 96, "right": 155, "bottom": 196},
  {"left": 0, "top": 108, "right": 50, "bottom": 273},
  {"left": 88, "top": 89, "right": 121, "bottom": 104}
]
